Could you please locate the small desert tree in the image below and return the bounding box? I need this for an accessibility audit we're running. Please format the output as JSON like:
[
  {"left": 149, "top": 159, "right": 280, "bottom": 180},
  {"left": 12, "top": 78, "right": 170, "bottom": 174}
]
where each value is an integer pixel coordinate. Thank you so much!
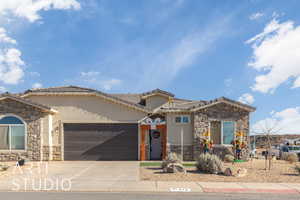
[{"left": 251, "top": 119, "right": 281, "bottom": 170}]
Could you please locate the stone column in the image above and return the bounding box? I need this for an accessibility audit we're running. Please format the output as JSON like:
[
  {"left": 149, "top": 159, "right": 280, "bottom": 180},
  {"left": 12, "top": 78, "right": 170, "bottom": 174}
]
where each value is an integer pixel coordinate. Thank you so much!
[{"left": 193, "top": 112, "right": 209, "bottom": 159}]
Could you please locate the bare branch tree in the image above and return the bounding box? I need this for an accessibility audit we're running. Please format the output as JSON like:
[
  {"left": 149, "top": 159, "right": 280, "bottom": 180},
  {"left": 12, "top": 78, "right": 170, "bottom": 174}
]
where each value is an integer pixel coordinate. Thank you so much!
[{"left": 251, "top": 119, "right": 282, "bottom": 170}]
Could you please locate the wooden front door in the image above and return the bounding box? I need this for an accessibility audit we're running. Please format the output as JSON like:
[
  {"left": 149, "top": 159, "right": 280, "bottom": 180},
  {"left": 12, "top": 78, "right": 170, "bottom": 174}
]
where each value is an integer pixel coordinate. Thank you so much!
[{"left": 140, "top": 124, "right": 167, "bottom": 160}]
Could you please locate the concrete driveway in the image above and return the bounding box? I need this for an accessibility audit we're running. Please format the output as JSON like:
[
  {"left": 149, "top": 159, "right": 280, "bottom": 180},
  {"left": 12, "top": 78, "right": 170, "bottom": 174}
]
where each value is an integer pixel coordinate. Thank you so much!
[
  {"left": 0, "top": 161, "right": 140, "bottom": 191},
  {"left": 47, "top": 161, "right": 139, "bottom": 181}
]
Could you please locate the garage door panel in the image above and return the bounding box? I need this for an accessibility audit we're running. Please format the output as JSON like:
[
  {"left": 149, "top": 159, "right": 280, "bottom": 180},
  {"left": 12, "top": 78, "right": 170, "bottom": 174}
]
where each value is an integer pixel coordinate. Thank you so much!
[
  {"left": 64, "top": 131, "right": 125, "bottom": 140},
  {"left": 64, "top": 123, "right": 138, "bottom": 161}
]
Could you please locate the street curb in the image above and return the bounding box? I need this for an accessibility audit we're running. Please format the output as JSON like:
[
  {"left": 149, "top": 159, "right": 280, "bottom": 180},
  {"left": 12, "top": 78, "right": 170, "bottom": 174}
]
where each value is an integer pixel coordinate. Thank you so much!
[
  {"left": 203, "top": 188, "right": 300, "bottom": 194},
  {"left": 0, "top": 188, "right": 299, "bottom": 194}
]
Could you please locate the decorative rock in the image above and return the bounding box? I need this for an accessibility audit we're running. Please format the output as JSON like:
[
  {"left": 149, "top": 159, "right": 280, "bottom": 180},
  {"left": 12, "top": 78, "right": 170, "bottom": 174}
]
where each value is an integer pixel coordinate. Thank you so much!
[
  {"left": 224, "top": 168, "right": 233, "bottom": 176},
  {"left": 235, "top": 168, "right": 247, "bottom": 177},
  {"left": 0, "top": 165, "right": 9, "bottom": 171},
  {"left": 163, "top": 163, "right": 186, "bottom": 174}
]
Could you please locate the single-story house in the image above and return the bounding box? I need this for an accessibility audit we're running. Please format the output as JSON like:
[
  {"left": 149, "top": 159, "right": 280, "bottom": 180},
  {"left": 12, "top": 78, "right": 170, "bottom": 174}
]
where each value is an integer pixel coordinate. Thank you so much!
[{"left": 0, "top": 86, "right": 255, "bottom": 161}]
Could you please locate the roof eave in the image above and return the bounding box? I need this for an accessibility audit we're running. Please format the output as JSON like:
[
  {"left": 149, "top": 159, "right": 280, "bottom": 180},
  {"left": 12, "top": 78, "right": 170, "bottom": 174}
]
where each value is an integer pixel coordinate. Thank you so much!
[
  {"left": 0, "top": 96, "right": 56, "bottom": 114},
  {"left": 191, "top": 99, "right": 256, "bottom": 113}
]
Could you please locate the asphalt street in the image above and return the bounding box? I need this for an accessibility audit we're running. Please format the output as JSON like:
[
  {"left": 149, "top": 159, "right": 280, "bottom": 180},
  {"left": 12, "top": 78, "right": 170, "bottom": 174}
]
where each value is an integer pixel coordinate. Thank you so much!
[{"left": 0, "top": 192, "right": 299, "bottom": 200}]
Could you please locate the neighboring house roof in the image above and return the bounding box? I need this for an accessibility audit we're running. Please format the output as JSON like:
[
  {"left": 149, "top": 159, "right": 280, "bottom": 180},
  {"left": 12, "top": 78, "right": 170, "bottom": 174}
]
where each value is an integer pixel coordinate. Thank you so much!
[
  {"left": 23, "top": 86, "right": 150, "bottom": 113},
  {"left": 141, "top": 88, "right": 175, "bottom": 99},
  {"left": 0, "top": 93, "right": 57, "bottom": 114}
]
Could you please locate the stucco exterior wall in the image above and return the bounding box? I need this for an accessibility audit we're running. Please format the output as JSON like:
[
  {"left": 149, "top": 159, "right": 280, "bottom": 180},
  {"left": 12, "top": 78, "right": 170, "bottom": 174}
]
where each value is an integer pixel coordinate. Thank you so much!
[
  {"left": 27, "top": 95, "right": 147, "bottom": 123},
  {"left": 145, "top": 95, "right": 168, "bottom": 110},
  {"left": 166, "top": 113, "right": 193, "bottom": 145},
  {"left": 26, "top": 94, "right": 147, "bottom": 161}
]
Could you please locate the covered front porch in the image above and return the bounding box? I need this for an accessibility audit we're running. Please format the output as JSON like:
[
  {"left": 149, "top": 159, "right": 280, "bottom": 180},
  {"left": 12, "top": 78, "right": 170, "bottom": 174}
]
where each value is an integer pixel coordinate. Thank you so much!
[{"left": 139, "top": 116, "right": 167, "bottom": 161}]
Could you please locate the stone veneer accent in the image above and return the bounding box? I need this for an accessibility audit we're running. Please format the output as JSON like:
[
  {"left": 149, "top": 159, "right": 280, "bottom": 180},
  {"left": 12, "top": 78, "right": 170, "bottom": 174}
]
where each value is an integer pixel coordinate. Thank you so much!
[
  {"left": 0, "top": 99, "right": 48, "bottom": 161},
  {"left": 52, "top": 146, "right": 62, "bottom": 161},
  {"left": 42, "top": 145, "right": 62, "bottom": 161},
  {"left": 193, "top": 102, "right": 250, "bottom": 160},
  {"left": 42, "top": 146, "right": 50, "bottom": 161}
]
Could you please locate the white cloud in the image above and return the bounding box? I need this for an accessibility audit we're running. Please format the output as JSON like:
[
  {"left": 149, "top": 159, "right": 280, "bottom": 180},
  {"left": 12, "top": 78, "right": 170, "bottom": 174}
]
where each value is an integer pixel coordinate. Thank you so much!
[
  {"left": 101, "top": 79, "right": 121, "bottom": 91},
  {"left": 249, "top": 12, "right": 264, "bottom": 20},
  {"left": 77, "top": 71, "right": 121, "bottom": 91},
  {"left": 32, "top": 82, "right": 42, "bottom": 89},
  {"left": 0, "top": 27, "right": 16, "bottom": 44},
  {"left": 0, "top": 0, "right": 81, "bottom": 88},
  {"left": 238, "top": 93, "right": 255, "bottom": 105},
  {"left": 246, "top": 18, "right": 300, "bottom": 93},
  {"left": 224, "top": 78, "right": 232, "bottom": 87},
  {"left": 80, "top": 71, "right": 100, "bottom": 77},
  {"left": 134, "top": 20, "right": 228, "bottom": 90},
  {"left": 0, "top": 48, "right": 24, "bottom": 84},
  {"left": 0, "top": 86, "right": 6, "bottom": 93},
  {"left": 252, "top": 107, "right": 300, "bottom": 135},
  {"left": 29, "top": 71, "right": 40, "bottom": 77},
  {"left": 0, "top": 0, "right": 80, "bottom": 22}
]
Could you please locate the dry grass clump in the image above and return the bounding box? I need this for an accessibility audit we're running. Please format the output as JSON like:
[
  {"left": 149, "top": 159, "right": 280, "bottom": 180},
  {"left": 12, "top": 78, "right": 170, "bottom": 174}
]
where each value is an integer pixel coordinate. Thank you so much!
[{"left": 196, "top": 153, "right": 223, "bottom": 174}]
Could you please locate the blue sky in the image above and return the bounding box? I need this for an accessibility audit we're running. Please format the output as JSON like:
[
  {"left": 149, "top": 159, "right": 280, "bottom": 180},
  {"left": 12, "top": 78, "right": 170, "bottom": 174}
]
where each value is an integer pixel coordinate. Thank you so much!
[{"left": 0, "top": 0, "right": 300, "bottom": 134}]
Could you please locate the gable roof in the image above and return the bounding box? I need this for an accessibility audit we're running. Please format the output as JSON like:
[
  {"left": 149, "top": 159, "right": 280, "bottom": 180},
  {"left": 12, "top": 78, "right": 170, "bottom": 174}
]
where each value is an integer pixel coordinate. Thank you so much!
[
  {"left": 110, "top": 94, "right": 142, "bottom": 104},
  {"left": 23, "top": 86, "right": 150, "bottom": 113},
  {"left": 190, "top": 97, "right": 256, "bottom": 112},
  {"left": 155, "top": 97, "right": 255, "bottom": 113},
  {"left": 141, "top": 88, "right": 175, "bottom": 99},
  {"left": 21, "top": 86, "right": 256, "bottom": 113},
  {"left": 0, "top": 93, "right": 57, "bottom": 114},
  {"left": 24, "top": 85, "right": 96, "bottom": 93}
]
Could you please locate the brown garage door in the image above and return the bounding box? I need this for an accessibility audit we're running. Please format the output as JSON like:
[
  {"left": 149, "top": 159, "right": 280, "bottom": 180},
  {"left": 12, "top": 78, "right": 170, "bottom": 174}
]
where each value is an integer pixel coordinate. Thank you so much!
[{"left": 64, "top": 123, "right": 138, "bottom": 161}]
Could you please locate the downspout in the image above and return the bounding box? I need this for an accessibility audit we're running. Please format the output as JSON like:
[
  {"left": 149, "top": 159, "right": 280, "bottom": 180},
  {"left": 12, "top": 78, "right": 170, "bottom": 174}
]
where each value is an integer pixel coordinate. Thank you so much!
[{"left": 49, "top": 114, "right": 53, "bottom": 161}]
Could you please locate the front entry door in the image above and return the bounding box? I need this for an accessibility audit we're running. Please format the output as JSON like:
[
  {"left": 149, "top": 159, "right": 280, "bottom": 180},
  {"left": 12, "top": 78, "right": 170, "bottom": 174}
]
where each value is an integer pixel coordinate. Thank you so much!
[{"left": 150, "top": 130, "right": 162, "bottom": 160}]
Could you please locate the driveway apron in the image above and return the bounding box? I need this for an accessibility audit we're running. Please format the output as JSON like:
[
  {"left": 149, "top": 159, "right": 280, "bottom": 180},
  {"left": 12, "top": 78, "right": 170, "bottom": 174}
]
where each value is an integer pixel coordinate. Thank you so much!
[{"left": 0, "top": 161, "right": 139, "bottom": 191}]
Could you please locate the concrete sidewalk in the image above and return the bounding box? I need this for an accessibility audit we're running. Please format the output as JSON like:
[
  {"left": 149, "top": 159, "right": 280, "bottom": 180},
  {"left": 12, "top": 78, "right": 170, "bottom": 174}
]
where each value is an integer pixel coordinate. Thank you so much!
[{"left": 69, "top": 181, "right": 300, "bottom": 194}]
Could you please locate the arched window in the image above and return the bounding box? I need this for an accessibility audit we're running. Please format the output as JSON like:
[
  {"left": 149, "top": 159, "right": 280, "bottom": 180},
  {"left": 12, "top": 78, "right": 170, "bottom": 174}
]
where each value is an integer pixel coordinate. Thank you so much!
[{"left": 0, "top": 115, "right": 26, "bottom": 150}]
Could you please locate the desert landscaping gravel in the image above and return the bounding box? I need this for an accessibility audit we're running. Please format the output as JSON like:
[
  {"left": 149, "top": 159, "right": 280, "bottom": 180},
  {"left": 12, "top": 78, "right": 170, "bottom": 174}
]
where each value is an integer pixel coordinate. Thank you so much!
[{"left": 140, "top": 159, "right": 300, "bottom": 182}]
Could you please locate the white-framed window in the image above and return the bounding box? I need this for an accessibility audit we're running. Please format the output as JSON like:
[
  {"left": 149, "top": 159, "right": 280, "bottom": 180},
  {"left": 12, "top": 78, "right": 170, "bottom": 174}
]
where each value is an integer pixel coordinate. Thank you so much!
[
  {"left": 210, "top": 120, "right": 235, "bottom": 145},
  {"left": 221, "top": 121, "right": 235, "bottom": 145},
  {"left": 0, "top": 115, "right": 26, "bottom": 150},
  {"left": 174, "top": 116, "right": 190, "bottom": 124}
]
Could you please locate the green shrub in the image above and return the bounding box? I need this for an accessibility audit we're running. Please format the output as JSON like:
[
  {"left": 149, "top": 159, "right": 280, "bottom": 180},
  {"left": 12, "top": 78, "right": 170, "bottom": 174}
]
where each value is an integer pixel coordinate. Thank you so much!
[
  {"left": 196, "top": 153, "right": 223, "bottom": 174},
  {"left": 161, "top": 152, "right": 182, "bottom": 169},
  {"left": 224, "top": 154, "right": 234, "bottom": 163}
]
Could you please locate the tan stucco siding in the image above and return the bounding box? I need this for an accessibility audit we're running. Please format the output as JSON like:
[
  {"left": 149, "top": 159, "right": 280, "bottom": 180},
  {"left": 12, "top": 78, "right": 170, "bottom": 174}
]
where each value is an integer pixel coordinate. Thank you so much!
[
  {"left": 27, "top": 95, "right": 147, "bottom": 123},
  {"left": 145, "top": 95, "right": 168, "bottom": 110},
  {"left": 166, "top": 113, "right": 193, "bottom": 145}
]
